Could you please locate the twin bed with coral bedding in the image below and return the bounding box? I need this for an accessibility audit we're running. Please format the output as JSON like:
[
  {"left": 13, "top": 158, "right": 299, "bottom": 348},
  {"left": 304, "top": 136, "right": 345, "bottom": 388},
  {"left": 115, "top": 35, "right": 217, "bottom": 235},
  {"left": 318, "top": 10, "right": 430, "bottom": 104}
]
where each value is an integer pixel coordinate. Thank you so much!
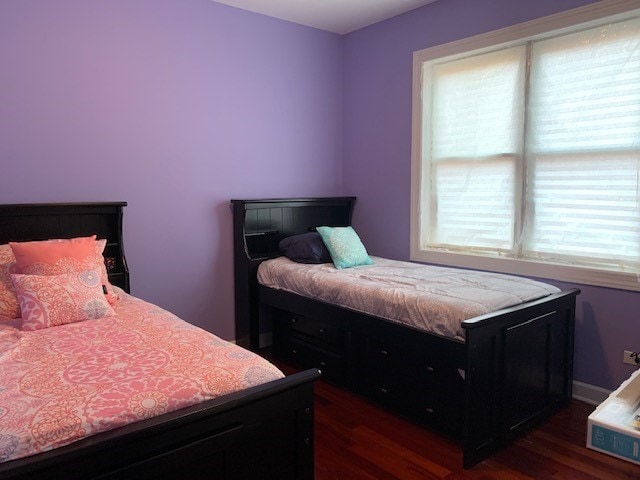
[
  {"left": 0, "top": 289, "right": 284, "bottom": 464},
  {"left": 0, "top": 202, "right": 318, "bottom": 480}
]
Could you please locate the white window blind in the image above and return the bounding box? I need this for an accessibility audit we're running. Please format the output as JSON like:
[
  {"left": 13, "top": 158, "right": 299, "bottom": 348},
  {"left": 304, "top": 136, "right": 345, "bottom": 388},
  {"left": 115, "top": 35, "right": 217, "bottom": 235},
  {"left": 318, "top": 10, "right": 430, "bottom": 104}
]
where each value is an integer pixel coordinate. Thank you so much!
[
  {"left": 412, "top": 3, "right": 640, "bottom": 290},
  {"left": 524, "top": 21, "right": 640, "bottom": 269},
  {"left": 427, "top": 47, "right": 525, "bottom": 251}
]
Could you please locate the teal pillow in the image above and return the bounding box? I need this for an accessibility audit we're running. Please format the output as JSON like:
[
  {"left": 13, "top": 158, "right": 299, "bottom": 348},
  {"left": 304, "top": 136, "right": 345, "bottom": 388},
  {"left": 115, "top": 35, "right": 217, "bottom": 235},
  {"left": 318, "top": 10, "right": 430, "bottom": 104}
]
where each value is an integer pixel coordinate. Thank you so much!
[{"left": 316, "top": 226, "right": 374, "bottom": 269}]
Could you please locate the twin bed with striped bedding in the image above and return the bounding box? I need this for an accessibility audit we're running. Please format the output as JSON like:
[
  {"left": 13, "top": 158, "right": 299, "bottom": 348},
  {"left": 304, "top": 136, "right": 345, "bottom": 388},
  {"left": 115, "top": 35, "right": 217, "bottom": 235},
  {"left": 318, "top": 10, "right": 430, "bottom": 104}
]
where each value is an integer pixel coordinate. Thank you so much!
[{"left": 232, "top": 197, "right": 580, "bottom": 468}]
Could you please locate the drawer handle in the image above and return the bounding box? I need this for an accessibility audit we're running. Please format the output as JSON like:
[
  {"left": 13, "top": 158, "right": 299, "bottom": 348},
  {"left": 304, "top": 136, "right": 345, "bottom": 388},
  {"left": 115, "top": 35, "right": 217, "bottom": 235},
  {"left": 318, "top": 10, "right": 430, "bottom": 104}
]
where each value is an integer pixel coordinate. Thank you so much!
[
  {"left": 426, "top": 366, "right": 435, "bottom": 372},
  {"left": 425, "top": 407, "right": 434, "bottom": 414},
  {"left": 380, "top": 349, "right": 388, "bottom": 355},
  {"left": 380, "top": 388, "right": 388, "bottom": 394}
]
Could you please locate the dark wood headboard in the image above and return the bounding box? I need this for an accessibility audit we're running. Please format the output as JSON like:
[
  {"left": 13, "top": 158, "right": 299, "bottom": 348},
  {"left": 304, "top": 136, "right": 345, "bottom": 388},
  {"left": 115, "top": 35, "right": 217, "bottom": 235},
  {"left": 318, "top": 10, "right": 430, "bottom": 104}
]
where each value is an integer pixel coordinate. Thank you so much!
[
  {"left": 231, "top": 197, "right": 356, "bottom": 350},
  {"left": 0, "top": 202, "right": 130, "bottom": 293}
]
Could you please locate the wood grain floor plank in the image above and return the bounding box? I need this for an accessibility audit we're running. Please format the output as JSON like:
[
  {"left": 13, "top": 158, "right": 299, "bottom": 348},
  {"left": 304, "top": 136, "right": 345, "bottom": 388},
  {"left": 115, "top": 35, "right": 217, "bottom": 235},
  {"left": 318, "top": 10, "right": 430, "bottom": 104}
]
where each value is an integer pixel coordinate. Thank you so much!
[
  {"left": 271, "top": 357, "right": 639, "bottom": 478},
  {"left": 349, "top": 426, "right": 453, "bottom": 479},
  {"left": 311, "top": 376, "right": 639, "bottom": 479}
]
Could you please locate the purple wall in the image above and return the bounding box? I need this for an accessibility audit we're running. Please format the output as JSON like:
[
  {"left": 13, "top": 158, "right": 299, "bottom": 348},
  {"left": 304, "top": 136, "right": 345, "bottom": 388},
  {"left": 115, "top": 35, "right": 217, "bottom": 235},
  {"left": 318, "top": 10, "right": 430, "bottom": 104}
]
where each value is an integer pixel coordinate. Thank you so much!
[
  {"left": 342, "top": 0, "right": 640, "bottom": 390},
  {"left": 1, "top": 0, "right": 637, "bottom": 392},
  {"left": 0, "top": 0, "right": 343, "bottom": 340}
]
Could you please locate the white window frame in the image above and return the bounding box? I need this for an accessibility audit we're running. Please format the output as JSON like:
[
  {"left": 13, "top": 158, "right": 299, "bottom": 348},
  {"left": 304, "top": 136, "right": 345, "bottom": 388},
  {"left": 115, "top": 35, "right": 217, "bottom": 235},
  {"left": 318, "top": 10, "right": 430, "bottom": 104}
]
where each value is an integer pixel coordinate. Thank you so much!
[{"left": 410, "top": 0, "right": 640, "bottom": 292}]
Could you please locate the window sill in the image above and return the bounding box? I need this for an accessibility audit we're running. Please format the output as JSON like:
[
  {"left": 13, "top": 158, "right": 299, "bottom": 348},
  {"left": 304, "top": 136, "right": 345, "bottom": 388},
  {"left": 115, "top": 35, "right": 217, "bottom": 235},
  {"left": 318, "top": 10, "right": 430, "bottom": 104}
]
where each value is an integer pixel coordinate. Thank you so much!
[{"left": 409, "top": 248, "right": 640, "bottom": 292}]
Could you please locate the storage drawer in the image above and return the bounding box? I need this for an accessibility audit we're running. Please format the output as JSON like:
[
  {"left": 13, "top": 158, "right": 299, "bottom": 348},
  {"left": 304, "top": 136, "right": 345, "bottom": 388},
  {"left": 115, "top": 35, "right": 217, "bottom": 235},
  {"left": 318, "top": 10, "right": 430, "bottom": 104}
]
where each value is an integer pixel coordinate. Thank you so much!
[
  {"left": 360, "top": 337, "right": 463, "bottom": 435},
  {"left": 362, "top": 337, "right": 443, "bottom": 383},
  {"left": 281, "top": 314, "right": 345, "bottom": 350},
  {"left": 280, "top": 336, "right": 346, "bottom": 384},
  {"left": 368, "top": 375, "right": 461, "bottom": 433}
]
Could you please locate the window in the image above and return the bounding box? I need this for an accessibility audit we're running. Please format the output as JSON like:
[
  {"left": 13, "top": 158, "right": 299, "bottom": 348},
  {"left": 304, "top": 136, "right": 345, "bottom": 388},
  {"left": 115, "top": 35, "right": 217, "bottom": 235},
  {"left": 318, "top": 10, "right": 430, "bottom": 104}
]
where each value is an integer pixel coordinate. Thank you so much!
[{"left": 411, "top": 1, "right": 640, "bottom": 291}]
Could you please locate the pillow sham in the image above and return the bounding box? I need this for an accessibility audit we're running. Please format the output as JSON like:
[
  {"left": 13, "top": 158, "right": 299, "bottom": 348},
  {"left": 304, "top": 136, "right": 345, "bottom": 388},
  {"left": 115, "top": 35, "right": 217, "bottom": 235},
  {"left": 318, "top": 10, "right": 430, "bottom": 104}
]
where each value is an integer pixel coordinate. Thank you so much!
[
  {"left": 316, "top": 226, "right": 374, "bottom": 269},
  {"left": 0, "top": 244, "right": 20, "bottom": 319},
  {"left": 9, "top": 236, "right": 119, "bottom": 304},
  {"left": 11, "top": 269, "right": 116, "bottom": 331},
  {"left": 10, "top": 235, "right": 97, "bottom": 266},
  {"left": 279, "top": 232, "right": 332, "bottom": 264}
]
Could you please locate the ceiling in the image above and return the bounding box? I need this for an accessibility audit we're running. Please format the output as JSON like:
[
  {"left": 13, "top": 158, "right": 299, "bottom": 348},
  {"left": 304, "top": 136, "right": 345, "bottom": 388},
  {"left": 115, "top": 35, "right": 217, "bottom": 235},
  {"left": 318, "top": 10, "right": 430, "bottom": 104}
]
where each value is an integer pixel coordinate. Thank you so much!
[{"left": 212, "top": 0, "right": 439, "bottom": 34}]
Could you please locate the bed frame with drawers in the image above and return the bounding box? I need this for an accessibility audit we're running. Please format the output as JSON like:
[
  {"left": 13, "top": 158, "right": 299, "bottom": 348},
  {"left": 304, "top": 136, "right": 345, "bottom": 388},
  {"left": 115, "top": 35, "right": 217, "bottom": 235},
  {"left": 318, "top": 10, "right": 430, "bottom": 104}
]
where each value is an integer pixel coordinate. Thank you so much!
[{"left": 232, "top": 196, "right": 579, "bottom": 468}]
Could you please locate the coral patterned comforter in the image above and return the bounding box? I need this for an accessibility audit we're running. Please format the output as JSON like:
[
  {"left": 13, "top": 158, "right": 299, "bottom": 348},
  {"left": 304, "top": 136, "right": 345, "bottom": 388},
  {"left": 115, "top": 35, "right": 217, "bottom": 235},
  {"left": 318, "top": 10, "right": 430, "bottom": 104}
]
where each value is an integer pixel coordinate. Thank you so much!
[{"left": 0, "top": 290, "right": 284, "bottom": 463}]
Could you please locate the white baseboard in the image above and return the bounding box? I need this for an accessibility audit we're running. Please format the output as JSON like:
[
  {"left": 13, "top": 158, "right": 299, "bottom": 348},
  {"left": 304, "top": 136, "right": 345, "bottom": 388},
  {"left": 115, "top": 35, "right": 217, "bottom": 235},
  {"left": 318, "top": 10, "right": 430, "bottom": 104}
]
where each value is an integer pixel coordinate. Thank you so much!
[{"left": 572, "top": 380, "right": 611, "bottom": 406}]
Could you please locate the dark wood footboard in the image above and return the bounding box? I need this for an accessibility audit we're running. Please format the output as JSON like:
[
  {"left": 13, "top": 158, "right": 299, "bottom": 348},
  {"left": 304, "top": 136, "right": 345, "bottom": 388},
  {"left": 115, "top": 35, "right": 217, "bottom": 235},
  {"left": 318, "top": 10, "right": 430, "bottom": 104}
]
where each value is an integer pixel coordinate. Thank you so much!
[
  {"left": 0, "top": 369, "right": 320, "bottom": 480},
  {"left": 462, "top": 289, "right": 578, "bottom": 468}
]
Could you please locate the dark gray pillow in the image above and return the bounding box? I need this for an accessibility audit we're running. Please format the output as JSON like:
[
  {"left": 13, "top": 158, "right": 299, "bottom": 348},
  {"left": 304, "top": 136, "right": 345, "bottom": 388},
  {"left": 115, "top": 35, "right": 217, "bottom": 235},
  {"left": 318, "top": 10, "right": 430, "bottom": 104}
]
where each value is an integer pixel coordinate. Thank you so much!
[{"left": 279, "top": 232, "right": 332, "bottom": 264}]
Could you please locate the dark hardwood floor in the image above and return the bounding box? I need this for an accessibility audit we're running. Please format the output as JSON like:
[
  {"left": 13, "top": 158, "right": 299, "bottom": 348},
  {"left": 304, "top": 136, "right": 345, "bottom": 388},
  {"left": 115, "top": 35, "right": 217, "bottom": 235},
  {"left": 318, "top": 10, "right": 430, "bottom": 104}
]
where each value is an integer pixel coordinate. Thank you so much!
[{"left": 305, "top": 372, "right": 639, "bottom": 479}]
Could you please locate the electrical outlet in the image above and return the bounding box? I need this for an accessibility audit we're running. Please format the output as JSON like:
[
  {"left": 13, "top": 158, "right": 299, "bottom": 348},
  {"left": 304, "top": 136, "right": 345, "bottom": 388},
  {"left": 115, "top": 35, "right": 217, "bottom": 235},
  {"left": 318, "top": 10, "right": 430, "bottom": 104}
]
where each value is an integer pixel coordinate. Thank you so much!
[{"left": 624, "top": 350, "right": 639, "bottom": 365}]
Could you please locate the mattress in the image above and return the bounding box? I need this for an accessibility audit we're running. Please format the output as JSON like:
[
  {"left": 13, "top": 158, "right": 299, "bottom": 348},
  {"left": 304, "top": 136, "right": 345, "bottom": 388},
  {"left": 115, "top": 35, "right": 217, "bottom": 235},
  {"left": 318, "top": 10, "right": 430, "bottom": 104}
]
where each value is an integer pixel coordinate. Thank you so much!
[
  {"left": 257, "top": 256, "right": 560, "bottom": 342},
  {"left": 0, "top": 289, "right": 284, "bottom": 463}
]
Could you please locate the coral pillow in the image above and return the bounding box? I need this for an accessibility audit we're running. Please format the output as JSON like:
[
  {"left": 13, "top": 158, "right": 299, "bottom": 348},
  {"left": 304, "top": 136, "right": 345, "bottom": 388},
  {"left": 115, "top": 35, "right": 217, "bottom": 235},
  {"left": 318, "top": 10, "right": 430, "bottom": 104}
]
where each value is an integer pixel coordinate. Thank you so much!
[
  {"left": 0, "top": 244, "right": 20, "bottom": 319},
  {"left": 11, "top": 270, "right": 116, "bottom": 331},
  {"left": 9, "top": 236, "right": 119, "bottom": 304},
  {"left": 10, "top": 235, "right": 97, "bottom": 266}
]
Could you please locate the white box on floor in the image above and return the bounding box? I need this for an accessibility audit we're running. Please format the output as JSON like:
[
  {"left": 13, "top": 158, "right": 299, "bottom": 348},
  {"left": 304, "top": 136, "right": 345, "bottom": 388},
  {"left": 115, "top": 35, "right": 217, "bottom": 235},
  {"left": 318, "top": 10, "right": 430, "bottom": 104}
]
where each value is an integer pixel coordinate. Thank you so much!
[{"left": 587, "top": 368, "right": 640, "bottom": 465}]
